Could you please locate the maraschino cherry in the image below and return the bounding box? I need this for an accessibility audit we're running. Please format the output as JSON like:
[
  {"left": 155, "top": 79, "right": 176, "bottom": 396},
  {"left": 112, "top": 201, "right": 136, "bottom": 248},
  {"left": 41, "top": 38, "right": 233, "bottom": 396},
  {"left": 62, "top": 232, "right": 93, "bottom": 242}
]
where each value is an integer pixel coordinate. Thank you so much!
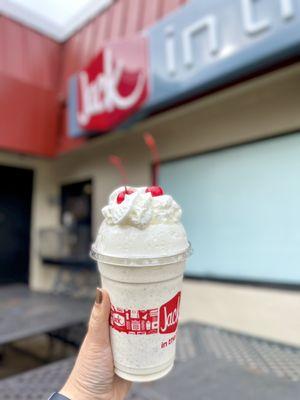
[
  {"left": 146, "top": 186, "right": 164, "bottom": 197},
  {"left": 116, "top": 187, "right": 134, "bottom": 204}
]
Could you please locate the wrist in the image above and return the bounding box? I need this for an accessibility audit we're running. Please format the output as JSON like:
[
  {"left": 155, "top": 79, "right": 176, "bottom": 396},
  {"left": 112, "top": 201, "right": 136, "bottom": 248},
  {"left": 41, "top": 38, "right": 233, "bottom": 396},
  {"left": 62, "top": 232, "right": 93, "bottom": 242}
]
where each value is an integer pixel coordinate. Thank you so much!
[
  {"left": 48, "top": 393, "right": 70, "bottom": 400},
  {"left": 59, "top": 381, "right": 89, "bottom": 400},
  {"left": 60, "top": 380, "right": 112, "bottom": 400},
  {"left": 59, "top": 384, "right": 90, "bottom": 400}
]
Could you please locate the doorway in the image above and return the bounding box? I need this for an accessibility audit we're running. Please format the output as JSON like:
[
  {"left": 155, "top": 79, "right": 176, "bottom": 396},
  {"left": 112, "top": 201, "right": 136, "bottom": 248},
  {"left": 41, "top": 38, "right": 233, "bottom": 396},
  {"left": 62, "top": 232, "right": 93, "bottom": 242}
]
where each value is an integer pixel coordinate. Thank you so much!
[
  {"left": 0, "top": 165, "right": 33, "bottom": 285},
  {"left": 61, "top": 179, "right": 92, "bottom": 261}
]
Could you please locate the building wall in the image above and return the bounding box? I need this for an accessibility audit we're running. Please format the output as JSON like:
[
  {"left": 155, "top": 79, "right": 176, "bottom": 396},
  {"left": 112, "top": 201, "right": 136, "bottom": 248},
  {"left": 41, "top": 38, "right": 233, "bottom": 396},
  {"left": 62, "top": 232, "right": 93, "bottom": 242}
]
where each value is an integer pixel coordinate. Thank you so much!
[
  {"left": 0, "top": 72, "right": 59, "bottom": 156},
  {"left": 24, "top": 62, "right": 300, "bottom": 290},
  {"left": 0, "top": 16, "right": 61, "bottom": 156},
  {"left": 0, "top": 16, "right": 61, "bottom": 90},
  {"left": 1, "top": 62, "right": 297, "bottom": 290}
]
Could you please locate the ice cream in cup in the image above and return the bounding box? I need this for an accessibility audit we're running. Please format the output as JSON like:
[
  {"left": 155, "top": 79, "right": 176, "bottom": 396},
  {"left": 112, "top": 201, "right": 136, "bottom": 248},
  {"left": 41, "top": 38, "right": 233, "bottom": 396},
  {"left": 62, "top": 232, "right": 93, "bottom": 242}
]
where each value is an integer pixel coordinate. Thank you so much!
[{"left": 91, "top": 186, "right": 190, "bottom": 382}]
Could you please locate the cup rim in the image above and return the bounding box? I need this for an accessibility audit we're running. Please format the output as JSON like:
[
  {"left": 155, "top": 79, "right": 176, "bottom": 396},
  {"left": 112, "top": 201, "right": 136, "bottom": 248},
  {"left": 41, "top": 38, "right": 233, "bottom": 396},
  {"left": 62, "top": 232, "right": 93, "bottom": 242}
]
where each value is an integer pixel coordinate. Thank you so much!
[{"left": 90, "top": 242, "right": 192, "bottom": 267}]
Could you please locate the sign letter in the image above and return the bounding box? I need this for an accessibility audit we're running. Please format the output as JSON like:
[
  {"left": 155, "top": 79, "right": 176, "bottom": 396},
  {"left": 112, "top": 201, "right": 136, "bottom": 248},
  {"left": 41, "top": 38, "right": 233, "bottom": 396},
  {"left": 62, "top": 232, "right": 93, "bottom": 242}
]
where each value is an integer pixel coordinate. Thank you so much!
[
  {"left": 182, "top": 15, "right": 218, "bottom": 68},
  {"left": 165, "top": 26, "right": 177, "bottom": 76},
  {"left": 280, "top": 0, "right": 295, "bottom": 20},
  {"left": 241, "top": 0, "right": 270, "bottom": 35}
]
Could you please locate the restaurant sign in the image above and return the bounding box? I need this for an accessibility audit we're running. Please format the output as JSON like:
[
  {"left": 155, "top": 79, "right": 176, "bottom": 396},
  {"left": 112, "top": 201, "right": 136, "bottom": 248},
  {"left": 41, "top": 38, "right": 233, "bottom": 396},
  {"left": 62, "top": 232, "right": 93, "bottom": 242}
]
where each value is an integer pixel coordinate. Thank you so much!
[
  {"left": 68, "top": 0, "right": 300, "bottom": 137},
  {"left": 68, "top": 37, "right": 149, "bottom": 136}
]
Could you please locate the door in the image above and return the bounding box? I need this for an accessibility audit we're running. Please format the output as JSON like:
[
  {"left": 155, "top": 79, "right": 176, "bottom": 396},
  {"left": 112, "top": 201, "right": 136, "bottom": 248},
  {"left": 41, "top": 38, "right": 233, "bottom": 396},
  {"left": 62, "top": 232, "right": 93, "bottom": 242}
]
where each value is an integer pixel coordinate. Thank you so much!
[
  {"left": 160, "top": 133, "right": 300, "bottom": 284},
  {"left": 0, "top": 166, "right": 33, "bottom": 284},
  {"left": 61, "top": 180, "right": 92, "bottom": 259}
]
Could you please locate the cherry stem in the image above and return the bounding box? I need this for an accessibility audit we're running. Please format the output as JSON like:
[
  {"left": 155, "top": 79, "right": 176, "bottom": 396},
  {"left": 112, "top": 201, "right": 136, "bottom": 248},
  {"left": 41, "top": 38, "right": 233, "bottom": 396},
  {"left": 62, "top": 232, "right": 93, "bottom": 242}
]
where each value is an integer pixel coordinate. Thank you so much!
[
  {"left": 143, "top": 132, "right": 160, "bottom": 186},
  {"left": 108, "top": 155, "right": 128, "bottom": 185},
  {"left": 153, "top": 163, "right": 158, "bottom": 186}
]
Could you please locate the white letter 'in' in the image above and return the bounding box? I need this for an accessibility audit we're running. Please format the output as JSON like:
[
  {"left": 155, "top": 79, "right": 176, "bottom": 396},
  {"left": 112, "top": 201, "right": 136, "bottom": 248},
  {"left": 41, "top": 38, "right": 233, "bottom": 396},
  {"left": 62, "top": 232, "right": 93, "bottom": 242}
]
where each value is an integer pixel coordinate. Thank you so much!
[
  {"left": 182, "top": 15, "right": 219, "bottom": 68},
  {"left": 241, "top": 0, "right": 270, "bottom": 35}
]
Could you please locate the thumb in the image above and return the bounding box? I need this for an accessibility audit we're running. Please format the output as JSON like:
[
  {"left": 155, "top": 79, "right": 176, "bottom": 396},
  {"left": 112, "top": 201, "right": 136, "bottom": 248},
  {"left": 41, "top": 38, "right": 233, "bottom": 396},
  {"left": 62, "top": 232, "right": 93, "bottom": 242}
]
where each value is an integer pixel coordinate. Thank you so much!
[{"left": 87, "top": 288, "right": 111, "bottom": 346}]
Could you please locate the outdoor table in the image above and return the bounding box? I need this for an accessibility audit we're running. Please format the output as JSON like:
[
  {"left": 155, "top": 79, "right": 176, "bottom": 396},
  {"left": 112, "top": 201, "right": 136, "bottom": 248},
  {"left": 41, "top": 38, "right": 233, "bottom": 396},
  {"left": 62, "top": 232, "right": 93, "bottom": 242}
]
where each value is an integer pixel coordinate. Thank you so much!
[
  {"left": 0, "top": 322, "right": 299, "bottom": 399},
  {"left": 0, "top": 284, "right": 92, "bottom": 346}
]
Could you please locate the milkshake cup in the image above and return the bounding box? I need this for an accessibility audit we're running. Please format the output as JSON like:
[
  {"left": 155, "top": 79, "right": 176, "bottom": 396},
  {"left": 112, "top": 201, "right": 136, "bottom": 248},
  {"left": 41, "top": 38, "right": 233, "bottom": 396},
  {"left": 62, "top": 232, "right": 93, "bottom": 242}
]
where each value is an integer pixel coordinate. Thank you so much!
[{"left": 91, "top": 186, "right": 190, "bottom": 382}]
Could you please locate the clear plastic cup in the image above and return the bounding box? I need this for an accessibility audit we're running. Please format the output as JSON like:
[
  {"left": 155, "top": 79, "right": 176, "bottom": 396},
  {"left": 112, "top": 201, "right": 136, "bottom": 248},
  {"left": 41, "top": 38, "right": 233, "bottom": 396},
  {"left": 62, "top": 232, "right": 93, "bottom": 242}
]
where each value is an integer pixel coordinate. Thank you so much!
[{"left": 90, "top": 245, "right": 191, "bottom": 382}]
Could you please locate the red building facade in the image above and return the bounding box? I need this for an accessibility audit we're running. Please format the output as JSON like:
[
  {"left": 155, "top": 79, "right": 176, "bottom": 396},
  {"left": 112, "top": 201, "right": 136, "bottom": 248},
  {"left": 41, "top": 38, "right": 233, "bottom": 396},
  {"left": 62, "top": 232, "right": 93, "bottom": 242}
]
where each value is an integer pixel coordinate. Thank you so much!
[{"left": 0, "top": 0, "right": 187, "bottom": 157}]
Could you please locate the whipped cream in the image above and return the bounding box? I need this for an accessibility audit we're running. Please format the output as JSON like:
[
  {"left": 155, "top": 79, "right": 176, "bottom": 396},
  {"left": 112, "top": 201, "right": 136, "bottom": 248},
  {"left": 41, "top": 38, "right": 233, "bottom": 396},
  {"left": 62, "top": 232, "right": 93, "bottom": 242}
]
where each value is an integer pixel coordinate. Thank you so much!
[
  {"left": 94, "top": 186, "right": 189, "bottom": 258},
  {"left": 102, "top": 187, "right": 182, "bottom": 229}
]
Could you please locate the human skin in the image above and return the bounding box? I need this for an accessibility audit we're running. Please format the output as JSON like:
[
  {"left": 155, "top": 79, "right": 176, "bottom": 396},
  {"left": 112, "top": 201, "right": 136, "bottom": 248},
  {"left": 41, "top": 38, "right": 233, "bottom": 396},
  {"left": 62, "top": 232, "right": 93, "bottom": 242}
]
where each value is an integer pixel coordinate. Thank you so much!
[{"left": 60, "top": 289, "right": 132, "bottom": 400}]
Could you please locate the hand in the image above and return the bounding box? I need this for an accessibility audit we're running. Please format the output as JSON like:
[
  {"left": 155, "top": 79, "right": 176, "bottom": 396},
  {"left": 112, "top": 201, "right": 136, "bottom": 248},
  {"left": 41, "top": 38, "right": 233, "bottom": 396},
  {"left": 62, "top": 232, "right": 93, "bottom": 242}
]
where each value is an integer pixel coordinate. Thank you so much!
[{"left": 60, "top": 288, "right": 132, "bottom": 400}]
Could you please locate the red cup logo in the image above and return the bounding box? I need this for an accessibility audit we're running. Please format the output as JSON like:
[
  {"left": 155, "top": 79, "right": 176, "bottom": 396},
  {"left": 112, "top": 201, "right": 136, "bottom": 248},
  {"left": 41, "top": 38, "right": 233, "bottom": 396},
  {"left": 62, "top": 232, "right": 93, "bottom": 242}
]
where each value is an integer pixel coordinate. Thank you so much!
[
  {"left": 110, "top": 291, "right": 181, "bottom": 335},
  {"left": 159, "top": 292, "right": 181, "bottom": 334}
]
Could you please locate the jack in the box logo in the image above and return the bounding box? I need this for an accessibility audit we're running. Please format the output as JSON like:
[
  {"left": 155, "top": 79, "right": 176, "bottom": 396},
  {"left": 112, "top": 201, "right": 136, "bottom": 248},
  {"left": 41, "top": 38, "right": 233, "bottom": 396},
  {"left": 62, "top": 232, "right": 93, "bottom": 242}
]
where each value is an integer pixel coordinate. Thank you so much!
[
  {"left": 159, "top": 292, "right": 181, "bottom": 334},
  {"left": 110, "top": 292, "right": 181, "bottom": 335}
]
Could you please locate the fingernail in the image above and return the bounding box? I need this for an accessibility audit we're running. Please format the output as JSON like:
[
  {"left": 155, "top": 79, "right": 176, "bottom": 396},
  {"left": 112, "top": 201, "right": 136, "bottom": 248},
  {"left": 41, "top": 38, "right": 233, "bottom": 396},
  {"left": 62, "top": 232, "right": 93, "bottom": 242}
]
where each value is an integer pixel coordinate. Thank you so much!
[{"left": 95, "top": 287, "right": 103, "bottom": 304}]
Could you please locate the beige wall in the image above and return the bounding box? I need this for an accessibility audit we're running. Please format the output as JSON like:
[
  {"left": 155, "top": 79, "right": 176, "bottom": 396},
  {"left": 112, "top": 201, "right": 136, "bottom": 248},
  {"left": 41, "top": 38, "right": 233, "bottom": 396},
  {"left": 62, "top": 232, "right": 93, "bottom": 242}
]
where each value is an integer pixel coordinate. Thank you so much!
[
  {"left": 1, "top": 63, "right": 300, "bottom": 291},
  {"left": 181, "top": 281, "right": 300, "bottom": 346}
]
